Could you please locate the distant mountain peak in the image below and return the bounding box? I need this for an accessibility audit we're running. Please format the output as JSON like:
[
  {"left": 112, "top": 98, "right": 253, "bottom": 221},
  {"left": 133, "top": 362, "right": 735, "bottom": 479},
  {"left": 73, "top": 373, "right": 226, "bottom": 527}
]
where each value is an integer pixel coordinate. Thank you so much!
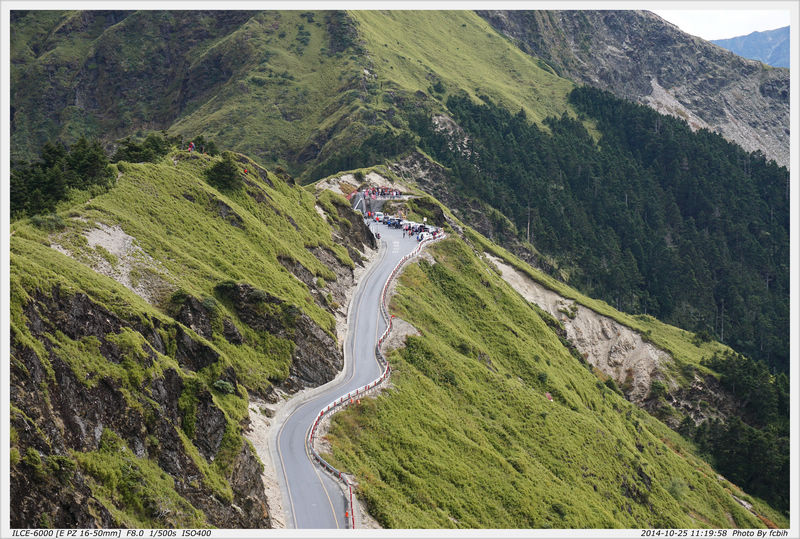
[{"left": 712, "top": 26, "right": 789, "bottom": 68}]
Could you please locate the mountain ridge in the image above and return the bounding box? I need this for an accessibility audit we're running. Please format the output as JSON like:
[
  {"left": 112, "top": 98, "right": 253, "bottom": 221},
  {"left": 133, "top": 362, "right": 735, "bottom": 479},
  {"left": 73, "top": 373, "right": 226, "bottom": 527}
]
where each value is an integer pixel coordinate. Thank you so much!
[
  {"left": 12, "top": 10, "right": 789, "bottom": 169},
  {"left": 712, "top": 26, "right": 789, "bottom": 69},
  {"left": 477, "top": 10, "right": 789, "bottom": 167},
  {"left": 8, "top": 9, "right": 791, "bottom": 529}
]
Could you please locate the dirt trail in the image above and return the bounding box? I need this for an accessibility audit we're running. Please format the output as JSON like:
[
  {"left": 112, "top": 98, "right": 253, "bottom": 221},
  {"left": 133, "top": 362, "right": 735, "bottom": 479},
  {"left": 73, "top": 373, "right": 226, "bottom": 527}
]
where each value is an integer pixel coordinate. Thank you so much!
[{"left": 486, "top": 253, "right": 670, "bottom": 402}]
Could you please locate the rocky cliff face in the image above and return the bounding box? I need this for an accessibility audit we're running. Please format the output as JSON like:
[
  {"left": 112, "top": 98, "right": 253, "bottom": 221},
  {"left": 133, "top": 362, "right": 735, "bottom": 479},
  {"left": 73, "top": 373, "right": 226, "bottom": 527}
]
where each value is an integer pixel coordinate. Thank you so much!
[
  {"left": 478, "top": 10, "right": 790, "bottom": 167},
  {"left": 9, "top": 151, "right": 377, "bottom": 528},
  {"left": 213, "top": 281, "right": 343, "bottom": 393},
  {"left": 10, "top": 287, "right": 270, "bottom": 528}
]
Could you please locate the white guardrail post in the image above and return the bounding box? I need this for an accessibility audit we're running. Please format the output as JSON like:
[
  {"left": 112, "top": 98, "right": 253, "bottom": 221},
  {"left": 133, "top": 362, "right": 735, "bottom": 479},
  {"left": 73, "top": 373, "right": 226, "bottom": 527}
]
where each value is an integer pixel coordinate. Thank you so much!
[{"left": 305, "top": 233, "right": 445, "bottom": 528}]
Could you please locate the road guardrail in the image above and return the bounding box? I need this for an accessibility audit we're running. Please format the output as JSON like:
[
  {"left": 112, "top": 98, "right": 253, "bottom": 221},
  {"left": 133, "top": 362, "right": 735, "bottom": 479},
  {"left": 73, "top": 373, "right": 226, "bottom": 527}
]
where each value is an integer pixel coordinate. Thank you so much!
[{"left": 305, "top": 233, "right": 445, "bottom": 528}]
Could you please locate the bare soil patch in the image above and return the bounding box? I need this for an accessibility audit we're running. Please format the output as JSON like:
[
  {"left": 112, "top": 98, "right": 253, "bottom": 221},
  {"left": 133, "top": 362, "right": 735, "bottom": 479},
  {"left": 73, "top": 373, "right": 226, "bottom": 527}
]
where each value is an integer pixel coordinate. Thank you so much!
[{"left": 485, "top": 253, "right": 671, "bottom": 402}]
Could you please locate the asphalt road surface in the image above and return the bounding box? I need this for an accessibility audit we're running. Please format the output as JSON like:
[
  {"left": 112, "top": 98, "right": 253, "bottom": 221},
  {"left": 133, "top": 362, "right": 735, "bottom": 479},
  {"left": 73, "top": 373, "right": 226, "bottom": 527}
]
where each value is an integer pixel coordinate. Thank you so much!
[{"left": 273, "top": 223, "right": 421, "bottom": 528}]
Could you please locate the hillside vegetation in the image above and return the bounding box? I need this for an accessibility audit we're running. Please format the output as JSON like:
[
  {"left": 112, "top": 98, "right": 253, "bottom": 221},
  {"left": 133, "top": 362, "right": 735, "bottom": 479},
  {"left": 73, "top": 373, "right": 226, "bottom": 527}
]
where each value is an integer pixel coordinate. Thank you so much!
[
  {"left": 10, "top": 10, "right": 578, "bottom": 181},
  {"left": 410, "top": 87, "right": 789, "bottom": 376},
  {"left": 348, "top": 10, "right": 575, "bottom": 126},
  {"left": 329, "top": 179, "right": 789, "bottom": 517},
  {"left": 10, "top": 10, "right": 364, "bottom": 176},
  {"left": 9, "top": 9, "right": 791, "bottom": 529},
  {"left": 325, "top": 233, "right": 787, "bottom": 528},
  {"left": 9, "top": 149, "right": 369, "bottom": 527}
]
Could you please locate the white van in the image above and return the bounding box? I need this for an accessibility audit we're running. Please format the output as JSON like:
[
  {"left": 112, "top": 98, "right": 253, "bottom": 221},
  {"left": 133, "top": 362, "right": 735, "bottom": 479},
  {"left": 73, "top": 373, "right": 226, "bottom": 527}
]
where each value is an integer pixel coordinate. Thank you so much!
[{"left": 374, "top": 212, "right": 384, "bottom": 222}]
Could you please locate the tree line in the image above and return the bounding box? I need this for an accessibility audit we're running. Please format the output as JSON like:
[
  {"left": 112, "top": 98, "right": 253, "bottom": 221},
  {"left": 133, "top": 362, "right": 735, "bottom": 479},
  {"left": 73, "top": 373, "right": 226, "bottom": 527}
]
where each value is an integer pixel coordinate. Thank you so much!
[
  {"left": 409, "top": 87, "right": 789, "bottom": 512},
  {"left": 410, "top": 87, "right": 789, "bottom": 376},
  {"left": 11, "top": 132, "right": 221, "bottom": 219},
  {"left": 678, "top": 351, "right": 789, "bottom": 511},
  {"left": 11, "top": 137, "right": 113, "bottom": 218}
]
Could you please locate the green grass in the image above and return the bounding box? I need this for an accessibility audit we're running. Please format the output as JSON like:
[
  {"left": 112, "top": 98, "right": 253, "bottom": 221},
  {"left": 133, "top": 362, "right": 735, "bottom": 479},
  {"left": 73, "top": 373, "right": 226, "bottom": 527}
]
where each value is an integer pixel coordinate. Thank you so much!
[
  {"left": 9, "top": 11, "right": 785, "bottom": 527},
  {"left": 10, "top": 149, "right": 361, "bottom": 526},
  {"left": 11, "top": 11, "right": 367, "bottom": 172},
  {"left": 11, "top": 148, "right": 356, "bottom": 393},
  {"left": 168, "top": 11, "right": 366, "bottom": 177},
  {"left": 325, "top": 237, "right": 787, "bottom": 529},
  {"left": 74, "top": 429, "right": 208, "bottom": 528},
  {"left": 349, "top": 11, "right": 576, "bottom": 128},
  {"left": 468, "top": 229, "right": 733, "bottom": 382},
  {"left": 13, "top": 11, "right": 589, "bottom": 178},
  {"left": 12, "top": 153, "right": 330, "bottom": 392},
  {"left": 10, "top": 234, "right": 245, "bottom": 511},
  {"left": 50, "top": 329, "right": 160, "bottom": 410},
  {"left": 10, "top": 11, "right": 107, "bottom": 157}
]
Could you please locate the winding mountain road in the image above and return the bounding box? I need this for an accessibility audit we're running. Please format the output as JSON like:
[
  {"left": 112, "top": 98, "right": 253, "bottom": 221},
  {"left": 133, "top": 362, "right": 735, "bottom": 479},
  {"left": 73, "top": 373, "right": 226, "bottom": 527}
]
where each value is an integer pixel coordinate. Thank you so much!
[{"left": 270, "top": 223, "right": 420, "bottom": 528}]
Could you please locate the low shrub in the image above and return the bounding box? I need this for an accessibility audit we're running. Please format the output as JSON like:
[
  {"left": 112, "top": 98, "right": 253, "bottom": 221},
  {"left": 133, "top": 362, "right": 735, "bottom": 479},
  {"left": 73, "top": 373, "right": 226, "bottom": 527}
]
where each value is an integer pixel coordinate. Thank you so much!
[
  {"left": 649, "top": 379, "right": 668, "bottom": 399},
  {"left": 205, "top": 152, "right": 242, "bottom": 190},
  {"left": 212, "top": 380, "right": 236, "bottom": 395}
]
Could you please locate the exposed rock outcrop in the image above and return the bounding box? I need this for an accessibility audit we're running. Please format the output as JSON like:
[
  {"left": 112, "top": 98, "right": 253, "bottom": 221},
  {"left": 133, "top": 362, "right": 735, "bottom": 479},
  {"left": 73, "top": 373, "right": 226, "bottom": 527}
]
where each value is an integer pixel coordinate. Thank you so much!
[
  {"left": 487, "top": 254, "right": 668, "bottom": 403},
  {"left": 214, "top": 282, "right": 343, "bottom": 391},
  {"left": 10, "top": 287, "right": 271, "bottom": 528},
  {"left": 175, "top": 296, "right": 214, "bottom": 340},
  {"left": 478, "top": 10, "right": 789, "bottom": 167},
  {"left": 174, "top": 324, "right": 220, "bottom": 372},
  {"left": 222, "top": 317, "right": 244, "bottom": 344},
  {"left": 486, "top": 253, "right": 739, "bottom": 428},
  {"left": 50, "top": 222, "right": 174, "bottom": 306}
]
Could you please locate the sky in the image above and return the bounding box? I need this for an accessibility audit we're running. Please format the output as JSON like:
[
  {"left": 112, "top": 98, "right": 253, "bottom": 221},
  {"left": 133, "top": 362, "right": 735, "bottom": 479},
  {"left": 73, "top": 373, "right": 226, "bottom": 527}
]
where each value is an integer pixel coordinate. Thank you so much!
[{"left": 651, "top": 8, "right": 791, "bottom": 41}]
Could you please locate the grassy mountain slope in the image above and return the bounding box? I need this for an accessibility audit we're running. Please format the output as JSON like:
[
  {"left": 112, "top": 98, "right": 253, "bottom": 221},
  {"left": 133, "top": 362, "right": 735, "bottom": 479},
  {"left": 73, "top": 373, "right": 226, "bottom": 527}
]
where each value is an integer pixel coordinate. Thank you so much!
[
  {"left": 9, "top": 150, "right": 368, "bottom": 527},
  {"left": 325, "top": 230, "right": 787, "bottom": 529},
  {"left": 9, "top": 9, "right": 790, "bottom": 529},
  {"left": 14, "top": 152, "right": 349, "bottom": 385},
  {"left": 10, "top": 11, "right": 578, "bottom": 179},
  {"left": 471, "top": 230, "right": 730, "bottom": 379},
  {"left": 167, "top": 11, "right": 370, "bottom": 175},
  {"left": 10, "top": 10, "right": 362, "bottom": 172},
  {"left": 348, "top": 10, "right": 575, "bottom": 126},
  {"left": 386, "top": 97, "right": 790, "bottom": 513},
  {"left": 10, "top": 11, "right": 253, "bottom": 159}
]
